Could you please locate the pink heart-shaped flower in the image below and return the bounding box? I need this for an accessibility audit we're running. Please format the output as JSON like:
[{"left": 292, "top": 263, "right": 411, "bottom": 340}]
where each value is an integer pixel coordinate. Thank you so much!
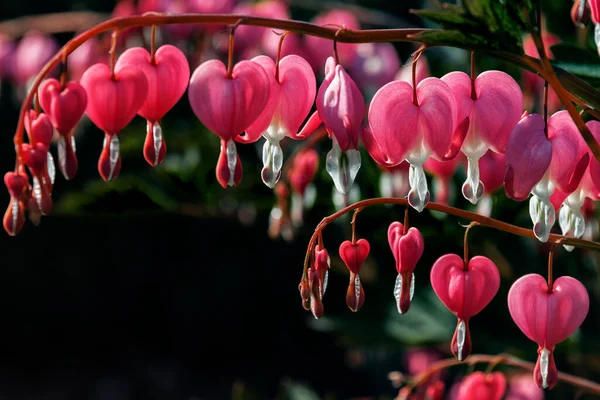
[
  {"left": 115, "top": 45, "right": 190, "bottom": 122},
  {"left": 244, "top": 54, "right": 316, "bottom": 143},
  {"left": 388, "top": 222, "right": 424, "bottom": 314},
  {"left": 188, "top": 59, "right": 270, "bottom": 142},
  {"left": 4, "top": 171, "right": 28, "bottom": 199},
  {"left": 24, "top": 110, "right": 53, "bottom": 147},
  {"left": 80, "top": 63, "right": 148, "bottom": 135},
  {"left": 431, "top": 254, "right": 500, "bottom": 320},
  {"left": 508, "top": 273, "right": 589, "bottom": 389},
  {"left": 39, "top": 78, "right": 88, "bottom": 134},
  {"left": 339, "top": 238, "right": 370, "bottom": 275},
  {"left": 457, "top": 372, "right": 506, "bottom": 400},
  {"left": 21, "top": 142, "right": 48, "bottom": 175},
  {"left": 508, "top": 273, "right": 589, "bottom": 349}
]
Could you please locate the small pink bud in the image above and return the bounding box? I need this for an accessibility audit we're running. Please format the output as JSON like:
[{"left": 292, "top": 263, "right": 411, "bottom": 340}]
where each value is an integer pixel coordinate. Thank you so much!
[
  {"left": 388, "top": 222, "right": 424, "bottom": 314},
  {"left": 339, "top": 239, "right": 370, "bottom": 312}
]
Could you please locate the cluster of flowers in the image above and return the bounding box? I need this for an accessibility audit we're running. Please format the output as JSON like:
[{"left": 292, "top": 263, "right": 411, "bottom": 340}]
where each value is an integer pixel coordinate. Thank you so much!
[{"left": 300, "top": 221, "right": 589, "bottom": 392}]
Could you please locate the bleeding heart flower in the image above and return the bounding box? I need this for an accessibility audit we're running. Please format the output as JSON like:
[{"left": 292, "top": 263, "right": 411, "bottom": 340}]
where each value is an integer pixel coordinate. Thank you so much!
[
  {"left": 588, "top": 0, "right": 600, "bottom": 54},
  {"left": 508, "top": 274, "right": 589, "bottom": 389},
  {"left": 3, "top": 171, "right": 28, "bottom": 236},
  {"left": 24, "top": 110, "right": 53, "bottom": 148},
  {"left": 430, "top": 254, "right": 500, "bottom": 360},
  {"left": 442, "top": 70, "right": 523, "bottom": 205},
  {"left": 188, "top": 59, "right": 270, "bottom": 188},
  {"left": 287, "top": 149, "right": 319, "bottom": 227},
  {"left": 458, "top": 372, "right": 506, "bottom": 400},
  {"left": 339, "top": 238, "right": 370, "bottom": 312},
  {"left": 504, "top": 111, "right": 589, "bottom": 242},
  {"left": 21, "top": 143, "right": 52, "bottom": 215},
  {"left": 299, "top": 57, "right": 364, "bottom": 194},
  {"left": 39, "top": 78, "right": 88, "bottom": 180},
  {"left": 242, "top": 55, "right": 316, "bottom": 188},
  {"left": 80, "top": 63, "right": 149, "bottom": 181},
  {"left": 388, "top": 222, "right": 424, "bottom": 314},
  {"left": 115, "top": 45, "right": 190, "bottom": 167},
  {"left": 363, "top": 76, "right": 460, "bottom": 212}
]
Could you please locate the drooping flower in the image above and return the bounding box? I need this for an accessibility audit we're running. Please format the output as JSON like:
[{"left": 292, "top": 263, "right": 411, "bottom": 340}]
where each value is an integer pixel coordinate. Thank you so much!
[
  {"left": 442, "top": 70, "right": 523, "bottom": 205},
  {"left": 39, "top": 78, "right": 88, "bottom": 180},
  {"left": 588, "top": 0, "right": 600, "bottom": 55},
  {"left": 241, "top": 55, "right": 316, "bottom": 188},
  {"left": 301, "top": 56, "right": 365, "bottom": 194},
  {"left": 388, "top": 222, "right": 424, "bottom": 314},
  {"left": 508, "top": 274, "right": 589, "bottom": 389},
  {"left": 363, "top": 76, "right": 460, "bottom": 212},
  {"left": 572, "top": 0, "right": 591, "bottom": 28},
  {"left": 458, "top": 372, "right": 507, "bottom": 400},
  {"left": 430, "top": 254, "right": 500, "bottom": 360},
  {"left": 23, "top": 111, "right": 55, "bottom": 214},
  {"left": 3, "top": 171, "right": 28, "bottom": 236},
  {"left": 188, "top": 59, "right": 270, "bottom": 188},
  {"left": 339, "top": 238, "right": 370, "bottom": 312},
  {"left": 504, "top": 111, "right": 589, "bottom": 242},
  {"left": 115, "top": 45, "right": 190, "bottom": 167},
  {"left": 287, "top": 149, "right": 319, "bottom": 226},
  {"left": 80, "top": 63, "right": 149, "bottom": 181}
]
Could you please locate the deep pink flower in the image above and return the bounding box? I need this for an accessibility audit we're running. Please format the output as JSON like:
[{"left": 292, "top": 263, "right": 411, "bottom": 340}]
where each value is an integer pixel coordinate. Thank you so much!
[
  {"left": 458, "top": 372, "right": 506, "bottom": 400},
  {"left": 80, "top": 63, "right": 149, "bottom": 181},
  {"left": 24, "top": 111, "right": 55, "bottom": 192},
  {"left": 3, "top": 171, "right": 28, "bottom": 236},
  {"left": 188, "top": 59, "right": 270, "bottom": 188},
  {"left": 388, "top": 222, "right": 424, "bottom": 314},
  {"left": 589, "top": 0, "right": 600, "bottom": 23},
  {"left": 508, "top": 274, "right": 589, "bottom": 389},
  {"left": 442, "top": 70, "right": 523, "bottom": 205},
  {"left": 363, "top": 77, "right": 459, "bottom": 212},
  {"left": 301, "top": 57, "right": 364, "bottom": 194},
  {"left": 115, "top": 45, "right": 190, "bottom": 167},
  {"left": 430, "top": 254, "right": 500, "bottom": 360},
  {"left": 339, "top": 239, "right": 370, "bottom": 312},
  {"left": 572, "top": 0, "right": 591, "bottom": 28},
  {"left": 242, "top": 55, "right": 316, "bottom": 187},
  {"left": 504, "top": 111, "right": 589, "bottom": 242}
]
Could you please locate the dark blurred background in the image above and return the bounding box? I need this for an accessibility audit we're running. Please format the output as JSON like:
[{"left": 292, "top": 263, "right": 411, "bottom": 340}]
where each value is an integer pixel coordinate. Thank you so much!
[{"left": 0, "top": 1, "right": 598, "bottom": 399}]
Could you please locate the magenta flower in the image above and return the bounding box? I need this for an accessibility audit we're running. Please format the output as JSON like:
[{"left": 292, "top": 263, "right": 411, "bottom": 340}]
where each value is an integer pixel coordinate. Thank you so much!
[
  {"left": 458, "top": 372, "right": 506, "bottom": 400},
  {"left": 504, "top": 111, "right": 589, "bottom": 242},
  {"left": 241, "top": 55, "right": 316, "bottom": 188},
  {"left": 302, "top": 57, "right": 364, "bottom": 194},
  {"left": 115, "top": 45, "right": 190, "bottom": 167},
  {"left": 388, "top": 222, "right": 424, "bottom": 314},
  {"left": 339, "top": 238, "right": 370, "bottom": 312},
  {"left": 431, "top": 254, "right": 500, "bottom": 360},
  {"left": 508, "top": 274, "right": 589, "bottom": 389},
  {"left": 442, "top": 70, "right": 523, "bottom": 205},
  {"left": 363, "top": 77, "right": 458, "bottom": 212},
  {"left": 80, "top": 63, "right": 149, "bottom": 181},
  {"left": 188, "top": 59, "right": 270, "bottom": 188}
]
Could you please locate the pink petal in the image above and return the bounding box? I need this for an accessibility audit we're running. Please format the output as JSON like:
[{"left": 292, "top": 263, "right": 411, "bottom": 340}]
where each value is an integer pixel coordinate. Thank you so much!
[
  {"left": 504, "top": 114, "right": 552, "bottom": 201},
  {"left": 243, "top": 56, "right": 280, "bottom": 142},
  {"left": 418, "top": 77, "right": 457, "bottom": 160},
  {"left": 471, "top": 71, "right": 524, "bottom": 153}
]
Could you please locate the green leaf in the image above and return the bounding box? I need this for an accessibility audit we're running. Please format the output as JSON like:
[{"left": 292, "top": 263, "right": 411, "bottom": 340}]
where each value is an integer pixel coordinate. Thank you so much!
[
  {"left": 551, "top": 43, "right": 600, "bottom": 66},
  {"left": 411, "top": 6, "right": 479, "bottom": 29},
  {"left": 409, "top": 29, "right": 518, "bottom": 53}
]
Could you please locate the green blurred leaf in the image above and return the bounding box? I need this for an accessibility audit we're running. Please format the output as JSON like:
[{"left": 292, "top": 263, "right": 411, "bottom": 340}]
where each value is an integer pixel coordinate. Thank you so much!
[
  {"left": 551, "top": 43, "right": 600, "bottom": 65},
  {"left": 411, "top": 6, "right": 479, "bottom": 29}
]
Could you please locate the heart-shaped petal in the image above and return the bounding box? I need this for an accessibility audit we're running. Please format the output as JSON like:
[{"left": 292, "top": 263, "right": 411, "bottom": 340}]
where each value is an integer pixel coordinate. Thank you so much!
[
  {"left": 115, "top": 44, "right": 190, "bottom": 122},
  {"left": 388, "top": 222, "right": 424, "bottom": 274},
  {"left": 504, "top": 114, "right": 552, "bottom": 201},
  {"left": 189, "top": 59, "right": 270, "bottom": 142},
  {"left": 479, "top": 150, "right": 505, "bottom": 194},
  {"left": 21, "top": 142, "right": 48, "bottom": 175},
  {"left": 458, "top": 372, "right": 506, "bottom": 400},
  {"left": 339, "top": 238, "right": 370, "bottom": 275},
  {"left": 508, "top": 273, "right": 589, "bottom": 348},
  {"left": 39, "top": 78, "right": 88, "bottom": 134},
  {"left": 80, "top": 63, "right": 148, "bottom": 134},
  {"left": 430, "top": 254, "right": 500, "bottom": 320},
  {"left": 4, "top": 171, "right": 28, "bottom": 199},
  {"left": 24, "top": 110, "right": 53, "bottom": 147}
]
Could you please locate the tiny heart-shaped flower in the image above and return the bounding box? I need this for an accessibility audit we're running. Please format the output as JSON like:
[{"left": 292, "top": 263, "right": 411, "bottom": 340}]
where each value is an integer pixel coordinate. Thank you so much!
[
  {"left": 457, "top": 372, "right": 506, "bottom": 400},
  {"left": 339, "top": 238, "right": 370, "bottom": 312},
  {"left": 21, "top": 143, "right": 48, "bottom": 175},
  {"left": 4, "top": 172, "right": 28, "bottom": 199},
  {"left": 430, "top": 253, "right": 500, "bottom": 360},
  {"left": 388, "top": 221, "right": 424, "bottom": 314},
  {"left": 39, "top": 78, "right": 88, "bottom": 134},
  {"left": 24, "top": 110, "right": 53, "bottom": 148},
  {"left": 80, "top": 63, "right": 148, "bottom": 135},
  {"left": 508, "top": 273, "right": 589, "bottom": 389}
]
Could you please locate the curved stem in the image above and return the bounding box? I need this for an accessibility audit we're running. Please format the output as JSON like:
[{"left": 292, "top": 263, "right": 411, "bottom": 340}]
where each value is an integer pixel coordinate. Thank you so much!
[
  {"left": 301, "top": 198, "right": 600, "bottom": 281},
  {"left": 548, "top": 249, "right": 554, "bottom": 293},
  {"left": 470, "top": 51, "right": 477, "bottom": 100},
  {"left": 275, "top": 31, "right": 291, "bottom": 83},
  {"left": 412, "top": 56, "right": 418, "bottom": 106},
  {"left": 150, "top": 24, "right": 157, "bottom": 65},
  {"left": 543, "top": 80, "right": 549, "bottom": 137},
  {"left": 400, "top": 353, "right": 600, "bottom": 397},
  {"left": 350, "top": 207, "right": 362, "bottom": 243},
  {"left": 463, "top": 222, "right": 479, "bottom": 267},
  {"left": 403, "top": 206, "right": 409, "bottom": 235},
  {"left": 109, "top": 29, "right": 118, "bottom": 80}
]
